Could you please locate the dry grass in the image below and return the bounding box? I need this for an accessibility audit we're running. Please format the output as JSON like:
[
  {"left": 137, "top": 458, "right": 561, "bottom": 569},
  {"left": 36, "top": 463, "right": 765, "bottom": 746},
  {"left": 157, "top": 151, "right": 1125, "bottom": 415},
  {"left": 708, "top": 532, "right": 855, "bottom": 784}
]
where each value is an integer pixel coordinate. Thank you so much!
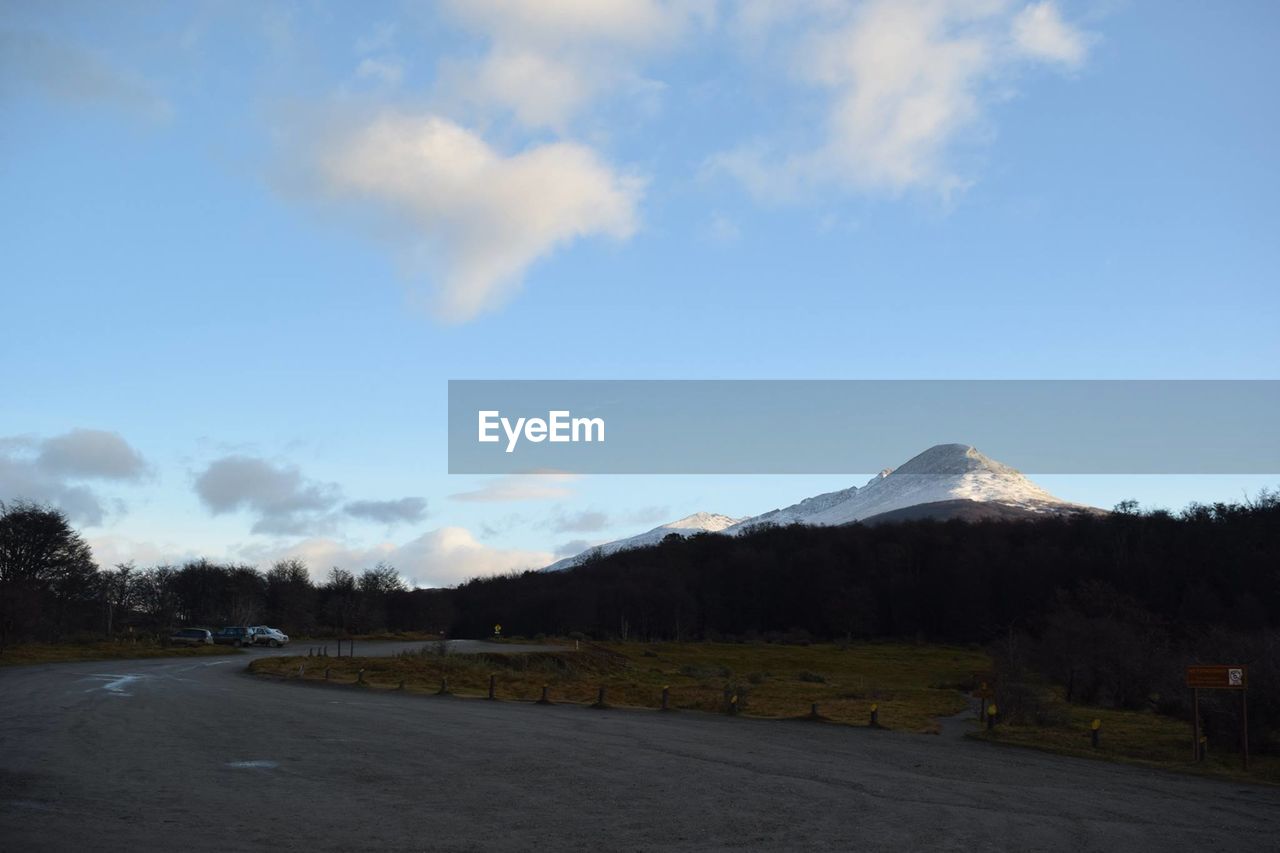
[
  {"left": 250, "top": 640, "right": 1280, "bottom": 784},
  {"left": 976, "top": 699, "right": 1280, "bottom": 785},
  {"left": 0, "top": 641, "right": 240, "bottom": 666},
  {"left": 250, "top": 640, "right": 988, "bottom": 732}
]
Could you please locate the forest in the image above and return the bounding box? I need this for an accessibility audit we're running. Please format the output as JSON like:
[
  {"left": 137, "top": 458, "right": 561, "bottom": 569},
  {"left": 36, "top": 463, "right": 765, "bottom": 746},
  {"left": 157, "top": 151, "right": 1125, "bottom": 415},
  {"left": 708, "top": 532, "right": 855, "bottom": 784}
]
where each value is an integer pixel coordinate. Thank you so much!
[{"left": 2, "top": 492, "right": 1277, "bottom": 751}]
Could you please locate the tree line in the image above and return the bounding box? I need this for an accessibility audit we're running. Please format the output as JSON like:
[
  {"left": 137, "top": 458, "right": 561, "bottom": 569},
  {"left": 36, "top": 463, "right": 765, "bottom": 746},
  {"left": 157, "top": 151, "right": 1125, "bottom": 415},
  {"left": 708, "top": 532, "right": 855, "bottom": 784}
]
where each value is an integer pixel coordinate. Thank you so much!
[{"left": 0, "top": 500, "right": 418, "bottom": 647}]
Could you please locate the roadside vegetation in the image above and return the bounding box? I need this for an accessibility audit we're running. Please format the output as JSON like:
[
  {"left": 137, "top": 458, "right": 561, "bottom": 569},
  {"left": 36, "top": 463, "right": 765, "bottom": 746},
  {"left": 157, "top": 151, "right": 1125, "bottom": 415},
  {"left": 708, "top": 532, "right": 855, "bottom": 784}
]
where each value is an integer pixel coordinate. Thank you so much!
[
  {"left": 252, "top": 641, "right": 990, "bottom": 733},
  {"left": 974, "top": 693, "right": 1280, "bottom": 786}
]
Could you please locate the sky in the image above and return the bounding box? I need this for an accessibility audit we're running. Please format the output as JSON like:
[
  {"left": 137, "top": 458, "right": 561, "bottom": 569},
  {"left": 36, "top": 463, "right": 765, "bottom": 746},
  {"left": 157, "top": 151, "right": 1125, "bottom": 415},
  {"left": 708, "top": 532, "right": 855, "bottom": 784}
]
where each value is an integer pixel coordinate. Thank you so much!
[{"left": 2, "top": 1, "right": 1278, "bottom": 588}]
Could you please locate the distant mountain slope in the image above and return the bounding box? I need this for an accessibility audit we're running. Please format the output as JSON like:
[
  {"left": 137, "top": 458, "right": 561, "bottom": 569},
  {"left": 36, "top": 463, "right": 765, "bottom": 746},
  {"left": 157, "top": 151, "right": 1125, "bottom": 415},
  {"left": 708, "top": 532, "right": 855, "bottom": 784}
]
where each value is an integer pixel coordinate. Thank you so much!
[
  {"left": 543, "top": 512, "right": 741, "bottom": 572},
  {"left": 543, "top": 444, "right": 1098, "bottom": 571}
]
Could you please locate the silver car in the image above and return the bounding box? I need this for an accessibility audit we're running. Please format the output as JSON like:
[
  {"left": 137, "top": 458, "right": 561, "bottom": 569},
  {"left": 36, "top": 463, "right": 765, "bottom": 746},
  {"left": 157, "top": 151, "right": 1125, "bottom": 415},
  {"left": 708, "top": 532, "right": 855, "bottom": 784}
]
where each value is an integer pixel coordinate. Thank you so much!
[
  {"left": 168, "top": 628, "right": 213, "bottom": 646},
  {"left": 248, "top": 626, "right": 289, "bottom": 647}
]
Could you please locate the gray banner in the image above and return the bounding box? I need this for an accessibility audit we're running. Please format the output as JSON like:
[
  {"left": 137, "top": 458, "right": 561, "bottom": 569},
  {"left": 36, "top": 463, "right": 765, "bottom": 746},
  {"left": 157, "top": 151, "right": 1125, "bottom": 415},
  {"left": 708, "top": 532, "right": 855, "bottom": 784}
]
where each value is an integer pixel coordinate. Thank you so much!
[{"left": 447, "top": 380, "right": 1280, "bottom": 474}]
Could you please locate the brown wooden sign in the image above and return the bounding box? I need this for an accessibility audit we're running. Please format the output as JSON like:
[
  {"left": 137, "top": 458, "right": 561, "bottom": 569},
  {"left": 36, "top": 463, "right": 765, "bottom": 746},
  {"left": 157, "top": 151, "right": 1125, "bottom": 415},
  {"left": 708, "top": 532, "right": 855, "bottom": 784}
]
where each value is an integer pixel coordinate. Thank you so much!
[{"left": 1185, "top": 665, "right": 1248, "bottom": 690}]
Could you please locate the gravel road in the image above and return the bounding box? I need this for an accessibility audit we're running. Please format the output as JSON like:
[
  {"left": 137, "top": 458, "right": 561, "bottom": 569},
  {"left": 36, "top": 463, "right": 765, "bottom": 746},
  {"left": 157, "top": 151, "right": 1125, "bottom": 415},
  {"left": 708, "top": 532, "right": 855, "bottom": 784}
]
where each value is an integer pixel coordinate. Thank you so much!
[{"left": 2, "top": 642, "right": 1276, "bottom": 851}]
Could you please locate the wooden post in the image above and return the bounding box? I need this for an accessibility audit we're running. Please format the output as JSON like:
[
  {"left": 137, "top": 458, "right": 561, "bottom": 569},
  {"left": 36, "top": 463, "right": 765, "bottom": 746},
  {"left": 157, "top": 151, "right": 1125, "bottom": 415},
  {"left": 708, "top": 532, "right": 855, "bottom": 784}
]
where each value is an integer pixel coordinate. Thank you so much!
[
  {"left": 661, "top": 686, "right": 670, "bottom": 711},
  {"left": 1192, "top": 688, "right": 1201, "bottom": 761},
  {"left": 488, "top": 674, "right": 496, "bottom": 700},
  {"left": 870, "top": 703, "right": 879, "bottom": 727},
  {"left": 593, "top": 686, "right": 607, "bottom": 708},
  {"left": 537, "top": 685, "right": 551, "bottom": 705},
  {"left": 357, "top": 668, "right": 365, "bottom": 684},
  {"left": 1242, "top": 690, "right": 1249, "bottom": 771},
  {"left": 398, "top": 679, "right": 406, "bottom": 691},
  {"left": 810, "top": 702, "right": 820, "bottom": 719},
  {"left": 324, "top": 667, "right": 331, "bottom": 680},
  {"left": 437, "top": 677, "right": 450, "bottom": 695},
  {"left": 1090, "top": 719, "right": 1100, "bottom": 749}
]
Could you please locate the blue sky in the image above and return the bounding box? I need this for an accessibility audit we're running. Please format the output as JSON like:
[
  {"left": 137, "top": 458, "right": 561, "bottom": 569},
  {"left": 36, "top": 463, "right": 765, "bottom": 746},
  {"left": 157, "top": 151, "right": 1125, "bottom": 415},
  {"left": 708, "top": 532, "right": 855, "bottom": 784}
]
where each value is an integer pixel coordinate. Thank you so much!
[{"left": 2, "top": 1, "right": 1277, "bottom": 587}]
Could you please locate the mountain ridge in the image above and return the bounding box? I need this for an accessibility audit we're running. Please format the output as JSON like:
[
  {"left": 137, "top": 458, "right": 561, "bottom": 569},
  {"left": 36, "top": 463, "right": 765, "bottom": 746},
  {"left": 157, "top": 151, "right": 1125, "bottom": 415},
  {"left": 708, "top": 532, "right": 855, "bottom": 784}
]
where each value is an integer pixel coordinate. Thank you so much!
[{"left": 543, "top": 444, "right": 1098, "bottom": 572}]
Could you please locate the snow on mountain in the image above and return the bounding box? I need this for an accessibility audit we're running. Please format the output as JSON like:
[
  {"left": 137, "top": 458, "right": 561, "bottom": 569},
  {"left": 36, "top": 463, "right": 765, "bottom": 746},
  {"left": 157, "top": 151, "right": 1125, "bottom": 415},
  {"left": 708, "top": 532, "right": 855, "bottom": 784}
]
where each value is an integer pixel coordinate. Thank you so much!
[
  {"left": 728, "top": 444, "right": 1087, "bottom": 532},
  {"left": 542, "top": 511, "right": 742, "bottom": 572},
  {"left": 542, "top": 445, "right": 1095, "bottom": 571}
]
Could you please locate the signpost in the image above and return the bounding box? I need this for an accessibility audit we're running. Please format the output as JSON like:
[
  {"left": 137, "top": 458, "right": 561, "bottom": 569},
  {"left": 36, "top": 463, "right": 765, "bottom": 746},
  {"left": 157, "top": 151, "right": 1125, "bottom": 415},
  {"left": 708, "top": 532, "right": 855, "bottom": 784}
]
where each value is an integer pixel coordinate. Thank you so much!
[{"left": 1185, "top": 665, "right": 1249, "bottom": 769}]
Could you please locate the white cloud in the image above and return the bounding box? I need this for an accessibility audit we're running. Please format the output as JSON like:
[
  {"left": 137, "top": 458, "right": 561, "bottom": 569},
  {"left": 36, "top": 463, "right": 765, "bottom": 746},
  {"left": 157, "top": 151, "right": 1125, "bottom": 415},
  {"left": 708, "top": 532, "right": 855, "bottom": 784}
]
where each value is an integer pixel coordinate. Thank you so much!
[
  {"left": 260, "top": 527, "right": 554, "bottom": 588},
  {"left": 449, "top": 473, "right": 579, "bottom": 503},
  {"left": 454, "top": 49, "right": 594, "bottom": 131},
  {"left": 1011, "top": 2, "right": 1090, "bottom": 67},
  {"left": 318, "top": 112, "right": 641, "bottom": 321},
  {"left": 714, "top": 0, "right": 1093, "bottom": 198},
  {"left": 439, "top": 0, "right": 704, "bottom": 130}
]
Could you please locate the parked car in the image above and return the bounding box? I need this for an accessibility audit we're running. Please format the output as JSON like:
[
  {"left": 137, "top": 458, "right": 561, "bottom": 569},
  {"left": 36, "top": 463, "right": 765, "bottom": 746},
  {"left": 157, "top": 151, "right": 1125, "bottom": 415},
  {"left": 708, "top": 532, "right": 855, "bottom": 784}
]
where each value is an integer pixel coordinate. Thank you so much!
[
  {"left": 212, "top": 626, "right": 254, "bottom": 647},
  {"left": 248, "top": 626, "right": 289, "bottom": 647},
  {"left": 168, "top": 628, "right": 213, "bottom": 646}
]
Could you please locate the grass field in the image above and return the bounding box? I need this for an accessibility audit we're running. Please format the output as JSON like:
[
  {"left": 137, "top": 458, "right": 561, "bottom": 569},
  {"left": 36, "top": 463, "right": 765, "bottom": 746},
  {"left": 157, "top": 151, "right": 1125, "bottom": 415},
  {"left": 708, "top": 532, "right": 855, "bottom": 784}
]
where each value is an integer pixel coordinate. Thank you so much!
[
  {"left": 251, "top": 640, "right": 989, "bottom": 732},
  {"left": 975, "top": 697, "right": 1280, "bottom": 785},
  {"left": 0, "top": 641, "right": 240, "bottom": 666}
]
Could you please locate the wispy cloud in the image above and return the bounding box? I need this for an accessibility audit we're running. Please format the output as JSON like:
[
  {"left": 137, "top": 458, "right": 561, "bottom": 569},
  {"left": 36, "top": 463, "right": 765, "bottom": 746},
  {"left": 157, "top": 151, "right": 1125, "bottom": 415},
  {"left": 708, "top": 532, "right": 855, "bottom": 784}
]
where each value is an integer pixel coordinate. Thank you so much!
[
  {"left": 344, "top": 497, "right": 427, "bottom": 525},
  {"left": 550, "top": 509, "right": 611, "bottom": 533},
  {"left": 0, "top": 30, "right": 170, "bottom": 121},
  {"left": 449, "top": 473, "right": 579, "bottom": 503},
  {"left": 712, "top": 0, "right": 1095, "bottom": 199},
  {"left": 438, "top": 0, "right": 702, "bottom": 131}
]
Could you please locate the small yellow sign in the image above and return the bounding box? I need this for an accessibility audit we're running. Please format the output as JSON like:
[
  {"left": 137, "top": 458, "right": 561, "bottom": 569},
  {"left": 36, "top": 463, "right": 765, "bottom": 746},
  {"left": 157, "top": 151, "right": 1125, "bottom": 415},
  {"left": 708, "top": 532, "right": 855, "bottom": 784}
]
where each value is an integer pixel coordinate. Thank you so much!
[
  {"left": 1090, "top": 718, "right": 1101, "bottom": 731},
  {"left": 987, "top": 704, "right": 998, "bottom": 717}
]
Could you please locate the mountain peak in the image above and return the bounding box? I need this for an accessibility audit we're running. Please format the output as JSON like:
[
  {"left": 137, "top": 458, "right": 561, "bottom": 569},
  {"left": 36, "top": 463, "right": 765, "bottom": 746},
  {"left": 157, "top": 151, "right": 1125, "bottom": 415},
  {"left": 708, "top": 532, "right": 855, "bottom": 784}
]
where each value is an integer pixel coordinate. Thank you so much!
[{"left": 892, "top": 443, "right": 1000, "bottom": 476}]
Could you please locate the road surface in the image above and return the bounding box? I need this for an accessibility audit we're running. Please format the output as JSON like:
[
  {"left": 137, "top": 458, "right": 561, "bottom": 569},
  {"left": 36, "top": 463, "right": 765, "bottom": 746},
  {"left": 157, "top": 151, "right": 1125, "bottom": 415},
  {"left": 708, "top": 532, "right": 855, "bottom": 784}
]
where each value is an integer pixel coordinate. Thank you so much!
[{"left": 2, "top": 642, "right": 1277, "bottom": 851}]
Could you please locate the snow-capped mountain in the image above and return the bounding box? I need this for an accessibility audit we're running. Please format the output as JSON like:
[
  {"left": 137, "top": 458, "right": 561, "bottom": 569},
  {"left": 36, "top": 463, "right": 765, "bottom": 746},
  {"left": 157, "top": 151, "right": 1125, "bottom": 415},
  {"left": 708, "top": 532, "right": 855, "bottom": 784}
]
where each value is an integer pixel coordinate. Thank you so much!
[
  {"left": 727, "top": 443, "right": 1089, "bottom": 531},
  {"left": 542, "top": 445, "right": 1096, "bottom": 571},
  {"left": 543, "top": 511, "right": 742, "bottom": 572}
]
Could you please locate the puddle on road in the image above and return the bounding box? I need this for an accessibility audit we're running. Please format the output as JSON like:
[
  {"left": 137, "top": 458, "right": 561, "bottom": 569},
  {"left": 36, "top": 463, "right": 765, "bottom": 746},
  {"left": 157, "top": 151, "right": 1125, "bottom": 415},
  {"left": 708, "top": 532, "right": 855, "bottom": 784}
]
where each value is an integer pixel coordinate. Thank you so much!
[{"left": 226, "top": 760, "right": 279, "bottom": 769}]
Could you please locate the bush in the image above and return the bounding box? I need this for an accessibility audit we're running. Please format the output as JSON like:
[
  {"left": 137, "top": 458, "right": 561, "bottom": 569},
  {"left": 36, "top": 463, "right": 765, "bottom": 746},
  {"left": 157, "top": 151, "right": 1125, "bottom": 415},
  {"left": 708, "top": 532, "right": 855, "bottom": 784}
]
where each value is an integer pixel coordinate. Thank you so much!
[{"left": 797, "top": 670, "right": 826, "bottom": 683}]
